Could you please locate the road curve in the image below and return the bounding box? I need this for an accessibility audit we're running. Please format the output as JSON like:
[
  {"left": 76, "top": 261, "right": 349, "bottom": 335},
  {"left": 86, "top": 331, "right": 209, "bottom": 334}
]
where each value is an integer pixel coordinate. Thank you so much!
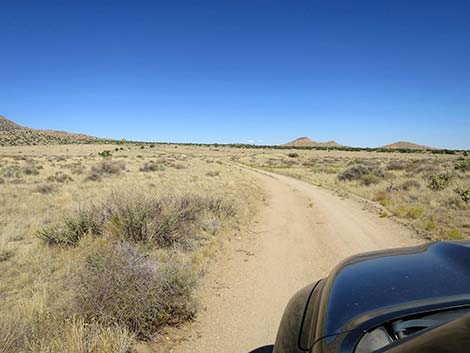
[{"left": 167, "top": 168, "right": 422, "bottom": 353}]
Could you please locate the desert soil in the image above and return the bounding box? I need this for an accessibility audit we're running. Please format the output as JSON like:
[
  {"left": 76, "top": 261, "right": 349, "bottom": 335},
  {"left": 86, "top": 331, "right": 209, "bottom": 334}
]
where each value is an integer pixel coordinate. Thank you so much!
[{"left": 159, "top": 168, "right": 422, "bottom": 353}]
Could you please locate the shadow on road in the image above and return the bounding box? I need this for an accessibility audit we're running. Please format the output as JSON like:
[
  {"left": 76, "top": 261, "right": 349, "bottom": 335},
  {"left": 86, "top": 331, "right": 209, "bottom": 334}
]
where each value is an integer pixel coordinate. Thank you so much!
[{"left": 248, "top": 345, "right": 274, "bottom": 353}]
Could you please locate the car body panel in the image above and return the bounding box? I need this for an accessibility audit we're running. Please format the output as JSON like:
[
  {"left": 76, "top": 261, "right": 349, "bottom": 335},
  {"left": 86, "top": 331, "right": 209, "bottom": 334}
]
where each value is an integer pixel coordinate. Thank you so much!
[
  {"left": 274, "top": 241, "right": 470, "bottom": 353},
  {"left": 321, "top": 241, "right": 470, "bottom": 338}
]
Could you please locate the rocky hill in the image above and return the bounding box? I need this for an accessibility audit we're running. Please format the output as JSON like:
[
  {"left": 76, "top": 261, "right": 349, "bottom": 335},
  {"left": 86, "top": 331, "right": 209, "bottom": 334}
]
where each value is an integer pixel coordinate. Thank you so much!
[
  {"left": 0, "top": 115, "right": 105, "bottom": 146},
  {"left": 283, "top": 137, "right": 343, "bottom": 148},
  {"left": 380, "top": 141, "right": 432, "bottom": 150}
]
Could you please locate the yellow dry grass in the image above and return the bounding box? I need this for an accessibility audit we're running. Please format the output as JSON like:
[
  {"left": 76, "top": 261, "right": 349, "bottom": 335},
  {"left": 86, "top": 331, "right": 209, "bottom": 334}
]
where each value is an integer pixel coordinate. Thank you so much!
[{"left": 0, "top": 143, "right": 262, "bottom": 352}]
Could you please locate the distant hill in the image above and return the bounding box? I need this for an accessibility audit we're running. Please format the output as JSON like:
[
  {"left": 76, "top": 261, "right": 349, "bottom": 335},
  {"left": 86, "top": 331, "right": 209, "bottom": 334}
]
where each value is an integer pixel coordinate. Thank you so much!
[
  {"left": 283, "top": 137, "right": 343, "bottom": 148},
  {"left": 380, "top": 141, "right": 432, "bottom": 150},
  {"left": 0, "top": 115, "right": 105, "bottom": 146},
  {"left": 0, "top": 116, "right": 25, "bottom": 131}
]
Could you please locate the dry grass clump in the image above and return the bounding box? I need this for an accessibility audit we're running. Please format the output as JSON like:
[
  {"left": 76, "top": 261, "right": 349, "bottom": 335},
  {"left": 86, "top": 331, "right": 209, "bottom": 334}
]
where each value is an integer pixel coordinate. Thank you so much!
[
  {"left": 386, "top": 160, "right": 407, "bottom": 170},
  {"left": 47, "top": 171, "right": 73, "bottom": 183},
  {"left": 86, "top": 160, "right": 125, "bottom": 181},
  {"left": 74, "top": 241, "right": 196, "bottom": 339},
  {"left": 400, "top": 179, "right": 421, "bottom": 191},
  {"left": 140, "top": 160, "right": 165, "bottom": 172},
  {"left": 206, "top": 170, "right": 220, "bottom": 177},
  {"left": 64, "top": 161, "right": 85, "bottom": 175},
  {"left": 34, "top": 183, "right": 57, "bottom": 194},
  {"left": 22, "top": 165, "right": 40, "bottom": 175},
  {"left": 0, "top": 313, "right": 135, "bottom": 353},
  {"left": 38, "top": 192, "right": 235, "bottom": 249}
]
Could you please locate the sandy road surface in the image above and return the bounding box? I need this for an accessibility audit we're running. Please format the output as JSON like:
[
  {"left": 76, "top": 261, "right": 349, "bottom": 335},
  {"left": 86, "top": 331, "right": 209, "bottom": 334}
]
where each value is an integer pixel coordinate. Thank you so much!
[{"left": 168, "top": 168, "right": 422, "bottom": 353}]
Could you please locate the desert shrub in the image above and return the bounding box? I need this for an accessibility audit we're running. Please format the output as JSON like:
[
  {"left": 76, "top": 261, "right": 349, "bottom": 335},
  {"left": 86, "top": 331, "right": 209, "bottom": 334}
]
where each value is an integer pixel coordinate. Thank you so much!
[
  {"left": 393, "top": 205, "right": 425, "bottom": 219},
  {"left": 2, "top": 166, "right": 22, "bottom": 178},
  {"left": 386, "top": 160, "right": 407, "bottom": 170},
  {"left": 74, "top": 241, "right": 196, "bottom": 338},
  {"left": 400, "top": 179, "right": 421, "bottom": 191},
  {"left": 34, "top": 183, "right": 56, "bottom": 194},
  {"left": 140, "top": 161, "right": 165, "bottom": 172},
  {"left": 47, "top": 171, "right": 73, "bottom": 183},
  {"left": 64, "top": 162, "right": 85, "bottom": 175},
  {"left": 98, "top": 150, "right": 112, "bottom": 158},
  {"left": 0, "top": 249, "right": 15, "bottom": 262},
  {"left": 405, "top": 160, "right": 436, "bottom": 174},
  {"left": 360, "top": 174, "right": 382, "bottom": 186},
  {"left": 454, "top": 186, "right": 470, "bottom": 203},
  {"left": 22, "top": 165, "right": 40, "bottom": 175},
  {"left": 38, "top": 193, "right": 235, "bottom": 249},
  {"left": 405, "top": 206, "right": 425, "bottom": 219},
  {"left": 87, "top": 160, "right": 125, "bottom": 181},
  {"left": 454, "top": 159, "right": 470, "bottom": 172},
  {"left": 427, "top": 173, "right": 452, "bottom": 190},
  {"left": 37, "top": 206, "right": 105, "bottom": 247},
  {"left": 0, "top": 177, "right": 4, "bottom": 184},
  {"left": 338, "top": 165, "right": 384, "bottom": 182},
  {"left": 10, "top": 178, "right": 25, "bottom": 184},
  {"left": 287, "top": 152, "right": 299, "bottom": 158},
  {"left": 206, "top": 170, "right": 220, "bottom": 177},
  {"left": 447, "top": 228, "right": 464, "bottom": 240}
]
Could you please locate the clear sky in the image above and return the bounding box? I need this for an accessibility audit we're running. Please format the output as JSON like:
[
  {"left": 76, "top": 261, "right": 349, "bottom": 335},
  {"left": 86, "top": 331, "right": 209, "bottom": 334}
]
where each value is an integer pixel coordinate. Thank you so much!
[{"left": 1, "top": 1, "right": 469, "bottom": 149}]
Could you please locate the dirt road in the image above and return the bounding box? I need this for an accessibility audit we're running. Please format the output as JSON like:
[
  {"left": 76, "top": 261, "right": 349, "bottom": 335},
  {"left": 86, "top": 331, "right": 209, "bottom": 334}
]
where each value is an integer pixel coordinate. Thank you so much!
[{"left": 169, "top": 168, "right": 422, "bottom": 353}]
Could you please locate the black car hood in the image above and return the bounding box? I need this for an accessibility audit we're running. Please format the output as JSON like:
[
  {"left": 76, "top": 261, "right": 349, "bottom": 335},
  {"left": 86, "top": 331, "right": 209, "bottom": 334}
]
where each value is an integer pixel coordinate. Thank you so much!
[{"left": 320, "top": 241, "right": 470, "bottom": 337}]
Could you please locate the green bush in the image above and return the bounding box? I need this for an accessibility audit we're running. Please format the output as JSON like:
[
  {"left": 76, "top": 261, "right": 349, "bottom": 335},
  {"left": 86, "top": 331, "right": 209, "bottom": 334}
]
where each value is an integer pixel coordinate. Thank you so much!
[
  {"left": 454, "top": 187, "right": 470, "bottom": 203},
  {"left": 74, "top": 241, "right": 196, "bottom": 338},
  {"left": 427, "top": 173, "right": 452, "bottom": 190},
  {"left": 454, "top": 159, "right": 470, "bottom": 172},
  {"left": 98, "top": 150, "right": 112, "bottom": 158}
]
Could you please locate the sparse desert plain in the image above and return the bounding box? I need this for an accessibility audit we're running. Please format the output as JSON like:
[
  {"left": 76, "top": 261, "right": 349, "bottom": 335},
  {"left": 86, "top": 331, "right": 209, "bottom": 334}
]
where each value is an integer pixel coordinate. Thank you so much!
[{"left": 0, "top": 120, "right": 469, "bottom": 352}]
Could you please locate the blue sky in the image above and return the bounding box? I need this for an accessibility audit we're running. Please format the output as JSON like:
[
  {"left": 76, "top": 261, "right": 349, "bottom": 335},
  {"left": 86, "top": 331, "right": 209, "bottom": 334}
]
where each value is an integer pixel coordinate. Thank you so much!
[{"left": 1, "top": 1, "right": 469, "bottom": 149}]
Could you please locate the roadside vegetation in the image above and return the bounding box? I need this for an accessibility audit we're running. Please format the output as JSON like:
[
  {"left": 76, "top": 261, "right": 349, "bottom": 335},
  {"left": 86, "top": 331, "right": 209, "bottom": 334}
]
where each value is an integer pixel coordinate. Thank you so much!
[
  {"left": 0, "top": 144, "right": 260, "bottom": 352},
  {"left": 238, "top": 149, "right": 470, "bottom": 240}
]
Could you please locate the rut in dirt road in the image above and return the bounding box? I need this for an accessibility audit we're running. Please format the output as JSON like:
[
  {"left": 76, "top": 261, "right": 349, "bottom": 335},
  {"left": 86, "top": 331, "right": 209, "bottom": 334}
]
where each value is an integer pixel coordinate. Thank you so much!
[{"left": 169, "top": 168, "right": 422, "bottom": 353}]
